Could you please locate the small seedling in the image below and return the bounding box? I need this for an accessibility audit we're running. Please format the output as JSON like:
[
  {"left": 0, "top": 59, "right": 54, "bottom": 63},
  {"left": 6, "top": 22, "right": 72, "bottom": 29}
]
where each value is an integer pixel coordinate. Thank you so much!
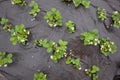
[
  {"left": 80, "top": 29, "right": 99, "bottom": 45},
  {"left": 85, "top": 65, "right": 100, "bottom": 80},
  {"left": 73, "top": 0, "right": 90, "bottom": 8},
  {"left": 11, "top": 0, "right": 26, "bottom": 6},
  {"left": 66, "top": 56, "right": 81, "bottom": 70},
  {"left": 97, "top": 7, "right": 107, "bottom": 21},
  {"left": 10, "top": 24, "right": 30, "bottom": 45},
  {"left": 0, "top": 18, "right": 12, "bottom": 31},
  {"left": 0, "top": 52, "right": 13, "bottom": 67},
  {"left": 44, "top": 8, "right": 62, "bottom": 27},
  {"left": 33, "top": 72, "right": 47, "bottom": 80},
  {"left": 99, "top": 37, "right": 117, "bottom": 56},
  {"left": 112, "top": 11, "right": 120, "bottom": 28},
  {"left": 29, "top": 1, "right": 40, "bottom": 17},
  {"left": 65, "top": 20, "right": 76, "bottom": 33}
]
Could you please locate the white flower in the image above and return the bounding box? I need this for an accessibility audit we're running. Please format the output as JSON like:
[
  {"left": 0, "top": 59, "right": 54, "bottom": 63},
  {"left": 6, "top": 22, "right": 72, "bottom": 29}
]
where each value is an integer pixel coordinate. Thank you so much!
[
  {"left": 85, "top": 69, "right": 88, "bottom": 71},
  {"left": 50, "top": 55, "right": 53, "bottom": 59},
  {"left": 78, "top": 67, "right": 82, "bottom": 70},
  {"left": 4, "top": 64, "right": 7, "bottom": 67}
]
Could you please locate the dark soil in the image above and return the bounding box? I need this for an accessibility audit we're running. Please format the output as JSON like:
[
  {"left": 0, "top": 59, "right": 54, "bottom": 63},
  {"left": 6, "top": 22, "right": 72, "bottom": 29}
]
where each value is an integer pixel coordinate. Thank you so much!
[{"left": 0, "top": 0, "right": 120, "bottom": 80}]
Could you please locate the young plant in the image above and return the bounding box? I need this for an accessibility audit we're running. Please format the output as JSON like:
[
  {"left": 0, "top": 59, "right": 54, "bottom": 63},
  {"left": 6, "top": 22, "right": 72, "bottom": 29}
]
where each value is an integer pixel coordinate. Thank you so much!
[
  {"left": 0, "top": 18, "right": 12, "bottom": 31},
  {"left": 73, "top": 0, "right": 90, "bottom": 8},
  {"left": 34, "top": 39, "right": 68, "bottom": 63},
  {"left": 51, "top": 40, "right": 68, "bottom": 63},
  {"left": 44, "top": 8, "right": 62, "bottom": 27},
  {"left": 65, "top": 20, "right": 76, "bottom": 33},
  {"left": 29, "top": 1, "right": 40, "bottom": 17},
  {"left": 80, "top": 29, "right": 99, "bottom": 45},
  {"left": 34, "top": 39, "right": 56, "bottom": 53},
  {"left": 97, "top": 7, "right": 107, "bottom": 21},
  {"left": 112, "top": 11, "right": 120, "bottom": 28},
  {"left": 33, "top": 72, "right": 47, "bottom": 80},
  {"left": 0, "top": 52, "right": 13, "bottom": 67},
  {"left": 11, "top": 0, "right": 26, "bottom": 6},
  {"left": 85, "top": 65, "right": 100, "bottom": 80},
  {"left": 66, "top": 56, "right": 81, "bottom": 70},
  {"left": 99, "top": 37, "right": 117, "bottom": 56},
  {"left": 10, "top": 24, "right": 30, "bottom": 45}
]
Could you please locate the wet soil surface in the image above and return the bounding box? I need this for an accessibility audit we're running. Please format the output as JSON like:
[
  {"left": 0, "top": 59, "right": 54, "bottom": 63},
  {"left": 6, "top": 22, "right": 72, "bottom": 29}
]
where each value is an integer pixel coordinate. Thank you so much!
[{"left": 0, "top": 0, "right": 120, "bottom": 80}]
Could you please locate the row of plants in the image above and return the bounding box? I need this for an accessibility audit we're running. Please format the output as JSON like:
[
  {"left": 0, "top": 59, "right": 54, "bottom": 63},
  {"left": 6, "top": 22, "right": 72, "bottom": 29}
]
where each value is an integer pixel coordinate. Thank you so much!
[
  {"left": 97, "top": 7, "right": 120, "bottom": 28},
  {"left": 34, "top": 39, "right": 81, "bottom": 70},
  {"left": 80, "top": 29, "right": 117, "bottom": 56},
  {"left": 44, "top": 8, "right": 76, "bottom": 33},
  {"left": 32, "top": 65, "right": 100, "bottom": 80},
  {"left": 63, "top": 0, "right": 91, "bottom": 8},
  {"left": 10, "top": 0, "right": 120, "bottom": 29}
]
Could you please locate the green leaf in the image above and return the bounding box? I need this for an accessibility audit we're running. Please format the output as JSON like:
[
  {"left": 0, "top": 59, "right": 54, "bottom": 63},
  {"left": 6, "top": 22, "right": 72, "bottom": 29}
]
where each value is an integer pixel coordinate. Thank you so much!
[
  {"left": 73, "top": 0, "right": 82, "bottom": 7},
  {"left": 81, "top": 0, "right": 90, "bottom": 8}
]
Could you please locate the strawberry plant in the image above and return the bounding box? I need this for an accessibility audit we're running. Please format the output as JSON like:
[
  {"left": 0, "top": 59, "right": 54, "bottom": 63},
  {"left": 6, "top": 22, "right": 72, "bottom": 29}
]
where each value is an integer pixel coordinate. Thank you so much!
[
  {"left": 0, "top": 18, "right": 12, "bottom": 31},
  {"left": 34, "top": 39, "right": 56, "bottom": 53},
  {"left": 66, "top": 56, "right": 81, "bottom": 70},
  {"left": 44, "top": 8, "right": 62, "bottom": 27},
  {"left": 112, "top": 11, "right": 120, "bottom": 28},
  {"left": 29, "top": 1, "right": 40, "bottom": 17},
  {"left": 51, "top": 40, "right": 68, "bottom": 63},
  {"left": 73, "top": 0, "right": 90, "bottom": 8},
  {"left": 65, "top": 20, "right": 76, "bottom": 33},
  {"left": 10, "top": 24, "right": 30, "bottom": 45},
  {"left": 99, "top": 37, "right": 117, "bottom": 56},
  {"left": 80, "top": 29, "right": 99, "bottom": 45},
  {"left": 85, "top": 65, "right": 100, "bottom": 80},
  {"left": 34, "top": 39, "right": 68, "bottom": 63},
  {"left": 0, "top": 52, "right": 13, "bottom": 67},
  {"left": 33, "top": 72, "right": 47, "bottom": 80},
  {"left": 11, "top": 0, "right": 26, "bottom": 6},
  {"left": 97, "top": 7, "right": 107, "bottom": 21}
]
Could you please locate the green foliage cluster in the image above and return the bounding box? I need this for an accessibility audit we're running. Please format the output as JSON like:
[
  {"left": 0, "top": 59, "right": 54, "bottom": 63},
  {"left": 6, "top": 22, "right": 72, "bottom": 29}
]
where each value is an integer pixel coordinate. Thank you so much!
[
  {"left": 34, "top": 39, "right": 68, "bottom": 63},
  {"left": 80, "top": 29, "right": 117, "bottom": 56},
  {"left": 85, "top": 65, "right": 100, "bottom": 80},
  {"left": 65, "top": 20, "right": 75, "bottom": 33},
  {"left": 33, "top": 72, "right": 47, "bottom": 80},
  {"left": 97, "top": 7, "right": 107, "bottom": 21},
  {"left": 0, "top": 52, "right": 13, "bottom": 67},
  {"left": 10, "top": 24, "right": 30, "bottom": 45},
  {"left": 112, "top": 11, "right": 120, "bottom": 28},
  {"left": 73, "top": 0, "right": 90, "bottom": 8},
  {"left": 29, "top": 1, "right": 40, "bottom": 17},
  {"left": 80, "top": 29, "right": 99, "bottom": 45},
  {"left": 51, "top": 40, "right": 68, "bottom": 63},
  {"left": 66, "top": 56, "right": 81, "bottom": 70},
  {"left": 44, "top": 8, "right": 62, "bottom": 27},
  {"left": 0, "top": 18, "right": 12, "bottom": 31},
  {"left": 11, "top": 0, "right": 26, "bottom": 6},
  {"left": 99, "top": 38, "right": 117, "bottom": 56},
  {"left": 34, "top": 39, "right": 56, "bottom": 53}
]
